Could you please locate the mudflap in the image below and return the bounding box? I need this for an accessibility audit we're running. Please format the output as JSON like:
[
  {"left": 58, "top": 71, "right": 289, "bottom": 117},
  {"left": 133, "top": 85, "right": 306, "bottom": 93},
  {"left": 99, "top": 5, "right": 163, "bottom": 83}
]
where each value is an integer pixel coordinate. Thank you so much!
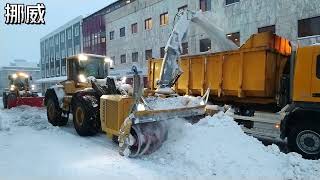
[
  {"left": 118, "top": 105, "right": 206, "bottom": 157},
  {"left": 8, "top": 97, "right": 44, "bottom": 109}
]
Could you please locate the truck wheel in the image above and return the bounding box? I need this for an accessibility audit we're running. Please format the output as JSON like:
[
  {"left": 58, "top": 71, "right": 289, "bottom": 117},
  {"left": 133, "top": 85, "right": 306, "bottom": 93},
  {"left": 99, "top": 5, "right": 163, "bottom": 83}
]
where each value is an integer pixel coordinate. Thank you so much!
[
  {"left": 2, "top": 92, "right": 7, "bottom": 109},
  {"left": 288, "top": 125, "right": 320, "bottom": 159},
  {"left": 72, "top": 96, "right": 99, "bottom": 136},
  {"left": 47, "top": 98, "right": 68, "bottom": 126}
]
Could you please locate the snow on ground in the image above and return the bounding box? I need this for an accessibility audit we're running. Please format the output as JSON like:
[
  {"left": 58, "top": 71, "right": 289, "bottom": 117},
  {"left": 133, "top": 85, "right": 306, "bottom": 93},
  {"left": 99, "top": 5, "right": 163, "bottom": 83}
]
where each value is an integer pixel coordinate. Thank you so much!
[{"left": 0, "top": 96, "right": 320, "bottom": 179}]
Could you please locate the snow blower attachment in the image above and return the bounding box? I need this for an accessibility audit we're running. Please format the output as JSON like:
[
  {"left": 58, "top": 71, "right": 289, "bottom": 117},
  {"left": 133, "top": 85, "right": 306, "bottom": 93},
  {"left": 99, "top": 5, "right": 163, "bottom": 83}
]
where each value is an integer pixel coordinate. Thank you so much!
[
  {"left": 99, "top": 66, "right": 207, "bottom": 157},
  {"left": 3, "top": 72, "right": 43, "bottom": 109}
]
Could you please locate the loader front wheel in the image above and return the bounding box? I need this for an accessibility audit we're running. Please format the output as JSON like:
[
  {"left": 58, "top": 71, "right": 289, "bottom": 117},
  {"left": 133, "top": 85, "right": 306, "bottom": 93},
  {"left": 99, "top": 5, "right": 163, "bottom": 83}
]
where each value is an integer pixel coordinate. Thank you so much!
[
  {"left": 288, "top": 125, "right": 320, "bottom": 159},
  {"left": 7, "top": 93, "right": 17, "bottom": 109},
  {"left": 72, "top": 96, "right": 99, "bottom": 136},
  {"left": 47, "top": 98, "right": 68, "bottom": 126}
]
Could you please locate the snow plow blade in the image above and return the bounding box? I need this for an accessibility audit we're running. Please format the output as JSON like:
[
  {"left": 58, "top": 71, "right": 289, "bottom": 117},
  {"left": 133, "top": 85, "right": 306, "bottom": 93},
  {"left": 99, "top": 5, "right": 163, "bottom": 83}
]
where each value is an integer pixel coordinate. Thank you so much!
[
  {"left": 7, "top": 97, "right": 44, "bottom": 109},
  {"left": 118, "top": 105, "right": 206, "bottom": 157}
]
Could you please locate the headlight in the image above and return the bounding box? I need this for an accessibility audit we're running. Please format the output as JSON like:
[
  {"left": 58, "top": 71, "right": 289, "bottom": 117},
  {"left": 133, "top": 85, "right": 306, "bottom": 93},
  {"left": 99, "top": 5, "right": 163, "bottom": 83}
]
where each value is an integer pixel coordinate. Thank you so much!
[
  {"left": 12, "top": 74, "right": 18, "bottom": 79},
  {"left": 121, "top": 77, "right": 127, "bottom": 84},
  {"left": 137, "top": 104, "right": 146, "bottom": 111},
  {"left": 31, "top": 84, "right": 35, "bottom": 91},
  {"left": 78, "top": 54, "right": 88, "bottom": 61},
  {"left": 10, "top": 85, "right": 15, "bottom": 91},
  {"left": 105, "top": 57, "right": 114, "bottom": 68},
  {"left": 78, "top": 74, "right": 87, "bottom": 83}
]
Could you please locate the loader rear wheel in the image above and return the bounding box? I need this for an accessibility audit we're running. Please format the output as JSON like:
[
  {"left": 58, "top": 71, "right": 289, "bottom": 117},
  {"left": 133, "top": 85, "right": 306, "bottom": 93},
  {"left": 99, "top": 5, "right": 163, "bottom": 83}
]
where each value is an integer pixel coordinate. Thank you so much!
[
  {"left": 2, "top": 92, "right": 7, "bottom": 109},
  {"left": 47, "top": 98, "right": 68, "bottom": 126},
  {"left": 72, "top": 96, "right": 99, "bottom": 136}
]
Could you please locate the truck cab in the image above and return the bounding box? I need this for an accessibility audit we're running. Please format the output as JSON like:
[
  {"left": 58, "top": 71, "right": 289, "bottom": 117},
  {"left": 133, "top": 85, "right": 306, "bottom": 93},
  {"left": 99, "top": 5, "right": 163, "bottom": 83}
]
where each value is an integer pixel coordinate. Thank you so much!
[{"left": 282, "top": 45, "right": 320, "bottom": 159}]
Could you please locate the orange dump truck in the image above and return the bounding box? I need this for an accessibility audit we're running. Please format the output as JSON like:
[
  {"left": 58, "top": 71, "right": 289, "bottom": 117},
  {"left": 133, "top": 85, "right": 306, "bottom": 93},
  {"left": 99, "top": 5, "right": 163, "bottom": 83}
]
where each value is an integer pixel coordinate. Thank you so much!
[
  {"left": 148, "top": 32, "right": 320, "bottom": 159},
  {"left": 149, "top": 32, "right": 291, "bottom": 110}
]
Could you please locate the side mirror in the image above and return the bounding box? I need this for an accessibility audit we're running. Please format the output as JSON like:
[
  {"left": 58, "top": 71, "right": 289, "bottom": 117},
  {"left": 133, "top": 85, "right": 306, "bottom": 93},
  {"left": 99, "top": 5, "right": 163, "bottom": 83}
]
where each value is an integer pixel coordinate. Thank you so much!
[{"left": 8, "top": 75, "right": 12, "bottom": 80}]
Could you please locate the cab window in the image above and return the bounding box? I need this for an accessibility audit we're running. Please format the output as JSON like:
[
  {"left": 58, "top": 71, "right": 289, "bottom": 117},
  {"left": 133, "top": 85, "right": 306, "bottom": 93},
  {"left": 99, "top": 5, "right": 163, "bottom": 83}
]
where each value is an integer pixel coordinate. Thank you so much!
[{"left": 317, "top": 55, "right": 320, "bottom": 79}]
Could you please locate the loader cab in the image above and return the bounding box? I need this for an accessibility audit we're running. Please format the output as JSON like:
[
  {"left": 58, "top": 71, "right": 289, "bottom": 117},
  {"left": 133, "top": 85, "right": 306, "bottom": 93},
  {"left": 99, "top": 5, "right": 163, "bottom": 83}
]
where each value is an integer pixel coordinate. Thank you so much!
[
  {"left": 293, "top": 45, "right": 320, "bottom": 103},
  {"left": 63, "top": 54, "right": 113, "bottom": 94},
  {"left": 8, "top": 72, "right": 32, "bottom": 92}
]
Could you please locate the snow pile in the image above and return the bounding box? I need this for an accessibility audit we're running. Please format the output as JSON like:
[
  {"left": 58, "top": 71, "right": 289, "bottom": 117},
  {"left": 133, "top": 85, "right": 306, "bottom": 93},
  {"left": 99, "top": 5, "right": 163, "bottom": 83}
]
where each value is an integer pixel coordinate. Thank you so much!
[
  {"left": 0, "top": 114, "right": 10, "bottom": 131},
  {"left": 146, "top": 96, "right": 203, "bottom": 110},
  {"left": 148, "top": 112, "right": 320, "bottom": 179},
  {"left": 1, "top": 106, "right": 59, "bottom": 131}
]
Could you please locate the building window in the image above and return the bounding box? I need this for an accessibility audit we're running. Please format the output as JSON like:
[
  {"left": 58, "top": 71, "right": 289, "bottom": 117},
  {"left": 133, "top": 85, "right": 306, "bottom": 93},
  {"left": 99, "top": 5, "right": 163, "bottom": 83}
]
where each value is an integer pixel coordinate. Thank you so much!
[
  {"left": 160, "top": 12, "right": 169, "bottom": 26},
  {"left": 200, "top": 38, "right": 211, "bottom": 52},
  {"left": 61, "top": 50, "right": 65, "bottom": 58},
  {"left": 97, "top": 33, "right": 101, "bottom": 44},
  {"left": 60, "top": 33, "right": 65, "bottom": 43},
  {"left": 91, "top": 34, "right": 95, "bottom": 45},
  {"left": 56, "top": 51, "right": 60, "bottom": 59},
  {"left": 258, "top": 25, "right": 275, "bottom": 34},
  {"left": 67, "top": 29, "right": 72, "bottom": 40},
  {"left": 298, "top": 16, "right": 320, "bottom": 38},
  {"left": 111, "top": 56, "right": 115, "bottom": 65},
  {"left": 110, "top": 31, "right": 115, "bottom": 40},
  {"left": 182, "top": 42, "right": 188, "bottom": 55},
  {"left": 101, "top": 37, "right": 106, "bottom": 43},
  {"left": 131, "top": 23, "right": 138, "bottom": 34},
  {"left": 50, "top": 39, "right": 54, "bottom": 46},
  {"left": 226, "top": 0, "right": 240, "bottom": 5},
  {"left": 200, "top": 0, "right": 211, "bottom": 11},
  {"left": 46, "top": 68, "right": 49, "bottom": 77},
  {"left": 160, "top": 47, "right": 165, "bottom": 58},
  {"left": 55, "top": 36, "right": 59, "bottom": 45},
  {"left": 75, "top": 27, "right": 79, "bottom": 36},
  {"left": 61, "top": 66, "right": 66, "bottom": 76},
  {"left": 132, "top": 52, "right": 139, "bottom": 62},
  {"left": 75, "top": 44, "right": 80, "bottom": 54},
  {"left": 120, "top": 27, "right": 126, "bottom": 37},
  {"left": 178, "top": 5, "right": 188, "bottom": 12},
  {"left": 145, "top": 18, "right": 153, "bottom": 30},
  {"left": 56, "top": 67, "right": 60, "bottom": 76},
  {"left": 51, "top": 68, "right": 55, "bottom": 77},
  {"left": 120, "top": 54, "right": 126, "bottom": 64},
  {"left": 145, "top": 49, "right": 153, "bottom": 60},
  {"left": 68, "top": 47, "right": 73, "bottom": 56},
  {"left": 226, "top": 32, "right": 240, "bottom": 46}
]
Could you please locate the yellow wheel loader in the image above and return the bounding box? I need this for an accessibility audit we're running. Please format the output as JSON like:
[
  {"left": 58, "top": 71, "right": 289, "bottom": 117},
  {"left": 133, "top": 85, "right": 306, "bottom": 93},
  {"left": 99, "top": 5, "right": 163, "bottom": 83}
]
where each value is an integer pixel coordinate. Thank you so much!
[
  {"left": 3, "top": 72, "right": 43, "bottom": 109},
  {"left": 44, "top": 54, "right": 206, "bottom": 157}
]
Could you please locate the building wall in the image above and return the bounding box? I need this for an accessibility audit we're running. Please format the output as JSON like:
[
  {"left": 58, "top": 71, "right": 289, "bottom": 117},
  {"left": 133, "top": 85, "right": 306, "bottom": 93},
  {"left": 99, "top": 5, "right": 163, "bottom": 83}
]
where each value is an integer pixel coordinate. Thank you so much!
[
  {"left": 105, "top": 0, "right": 320, "bottom": 76},
  {"left": 40, "top": 16, "right": 83, "bottom": 80}
]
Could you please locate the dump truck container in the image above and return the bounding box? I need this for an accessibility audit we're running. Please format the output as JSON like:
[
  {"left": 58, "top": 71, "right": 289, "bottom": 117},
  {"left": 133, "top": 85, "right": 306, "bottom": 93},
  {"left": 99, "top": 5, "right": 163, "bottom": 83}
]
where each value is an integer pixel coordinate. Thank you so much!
[{"left": 148, "top": 32, "right": 292, "bottom": 106}]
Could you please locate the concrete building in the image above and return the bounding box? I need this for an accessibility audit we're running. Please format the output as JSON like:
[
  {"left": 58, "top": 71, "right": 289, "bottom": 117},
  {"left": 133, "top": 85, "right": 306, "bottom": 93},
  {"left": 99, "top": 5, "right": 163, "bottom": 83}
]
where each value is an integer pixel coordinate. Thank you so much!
[
  {"left": 38, "top": 16, "right": 83, "bottom": 93},
  {"left": 0, "top": 59, "right": 40, "bottom": 95},
  {"left": 104, "top": 0, "right": 320, "bottom": 76},
  {"left": 83, "top": 0, "right": 136, "bottom": 55}
]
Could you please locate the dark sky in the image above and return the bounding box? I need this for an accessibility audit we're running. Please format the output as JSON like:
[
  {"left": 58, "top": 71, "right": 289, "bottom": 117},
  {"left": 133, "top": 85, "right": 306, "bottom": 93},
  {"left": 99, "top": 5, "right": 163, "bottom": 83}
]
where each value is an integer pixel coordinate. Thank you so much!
[{"left": 0, "top": 0, "right": 116, "bottom": 66}]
